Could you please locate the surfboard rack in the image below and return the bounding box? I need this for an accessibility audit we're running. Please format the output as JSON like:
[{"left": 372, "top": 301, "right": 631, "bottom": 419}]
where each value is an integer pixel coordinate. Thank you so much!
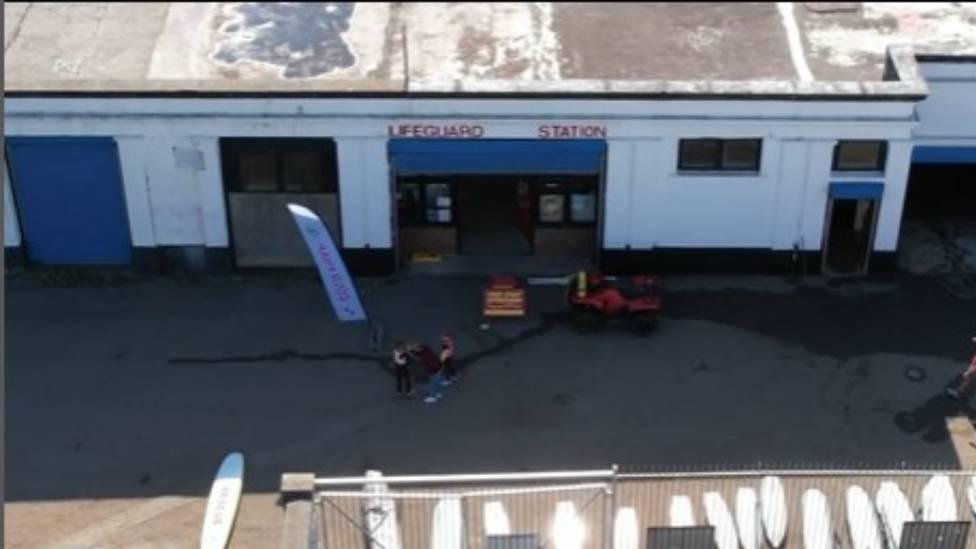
[
  {"left": 898, "top": 521, "right": 970, "bottom": 549},
  {"left": 645, "top": 526, "right": 716, "bottom": 549},
  {"left": 486, "top": 534, "right": 540, "bottom": 549}
]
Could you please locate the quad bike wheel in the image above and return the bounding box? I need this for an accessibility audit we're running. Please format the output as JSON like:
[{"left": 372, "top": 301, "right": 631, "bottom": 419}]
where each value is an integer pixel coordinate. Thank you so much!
[
  {"left": 572, "top": 308, "right": 604, "bottom": 334},
  {"left": 630, "top": 312, "right": 657, "bottom": 335}
]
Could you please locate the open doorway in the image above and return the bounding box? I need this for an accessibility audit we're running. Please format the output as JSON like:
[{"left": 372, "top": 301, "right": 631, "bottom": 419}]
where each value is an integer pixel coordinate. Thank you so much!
[
  {"left": 898, "top": 162, "right": 976, "bottom": 273},
  {"left": 395, "top": 174, "right": 599, "bottom": 264},
  {"left": 823, "top": 198, "right": 878, "bottom": 274},
  {"left": 455, "top": 177, "right": 530, "bottom": 255}
]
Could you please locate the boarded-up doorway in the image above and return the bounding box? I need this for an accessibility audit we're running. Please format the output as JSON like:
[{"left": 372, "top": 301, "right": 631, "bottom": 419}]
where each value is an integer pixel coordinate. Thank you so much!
[{"left": 220, "top": 138, "right": 340, "bottom": 267}]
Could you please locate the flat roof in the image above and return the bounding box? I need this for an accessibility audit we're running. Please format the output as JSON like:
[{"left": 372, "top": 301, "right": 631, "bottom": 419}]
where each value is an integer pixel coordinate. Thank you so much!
[{"left": 4, "top": 2, "right": 976, "bottom": 98}]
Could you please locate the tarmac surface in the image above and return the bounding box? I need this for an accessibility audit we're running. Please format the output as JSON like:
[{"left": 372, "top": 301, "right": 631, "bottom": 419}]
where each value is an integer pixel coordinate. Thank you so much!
[{"left": 6, "top": 270, "right": 976, "bottom": 547}]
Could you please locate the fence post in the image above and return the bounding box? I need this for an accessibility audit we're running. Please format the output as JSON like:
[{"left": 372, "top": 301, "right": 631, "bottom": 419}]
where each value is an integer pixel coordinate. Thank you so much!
[
  {"left": 604, "top": 464, "right": 619, "bottom": 549},
  {"left": 279, "top": 472, "right": 317, "bottom": 549}
]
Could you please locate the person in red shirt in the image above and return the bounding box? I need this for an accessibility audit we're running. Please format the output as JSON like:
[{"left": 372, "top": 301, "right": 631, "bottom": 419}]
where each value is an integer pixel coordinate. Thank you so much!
[
  {"left": 409, "top": 342, "right": 444, "bottom": 404},
  {"left": 947, "top": 337, "right": 976, "bottom": 398}
]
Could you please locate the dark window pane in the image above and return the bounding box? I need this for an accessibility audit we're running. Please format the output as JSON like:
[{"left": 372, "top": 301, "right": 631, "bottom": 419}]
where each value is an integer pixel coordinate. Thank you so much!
[
  {"left": 835, "top": 141, "right": 886, "bottom": 170},
  {"left": 539, "top": 194, "right": 565, "bottom": 223},
  {"left": 397, "top": 183, "right": 423, "bottom": 224},
  {"left": 425, "top": 183, "right": 452, "bottom": 224},
  {"left": 570, "top": 193, "right": 596, "bottom": 223},
  {"left": 238, "top": 152, "right": 277, "bottom": 191},
  {"left": 426, "top": 183, "right": 451, "bottom": 208},
  {"left": 426, "top": 207, "right": 452, "bottom": 223},
  {"left": 398, "top": 184, "right": 421, "bottom": 206},
  {"left": 282, "top": 151, "right": 325, "bottom": 192},
  {"left": 722, "top": 140, "right": 761, "bottom": 170},
  {"left": 679, "top": 139, "right": 721, "bottom": 169}
]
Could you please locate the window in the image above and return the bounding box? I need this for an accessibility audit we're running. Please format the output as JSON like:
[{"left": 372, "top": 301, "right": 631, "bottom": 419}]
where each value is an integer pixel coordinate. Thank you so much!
[
  {"left": 536, "top": 179, "right": 598, "bottom": 226},
  {"left": 220, "top": 138, "right": 338, "bottom": 193},
  {"left": 833, "top": 141, "right": 887, "bottom": 172},
  {"left": 397, "top": 181, "right": 453, "bottom": 226},
  {"left": 425, "top": 183, "right": 453, "bottom": 223},
  {"left": 678, "top": 138, "right": 762, "bottom": 172},
  {"left": 539, "top": 193, "right": 566, "bottom": 223},
  {"left": 570, "top": 192, "right": 596, "bottom": 223},
  {"left": 238, "top": 152, "right": 277, "bottom": 191},
  {"left": 282, "top": 151, "right": 326, "bottom": 192}
]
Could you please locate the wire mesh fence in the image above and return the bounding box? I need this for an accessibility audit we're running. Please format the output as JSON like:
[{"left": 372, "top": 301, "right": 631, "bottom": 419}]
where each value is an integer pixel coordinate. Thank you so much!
[{"left": 304, "top": 466, "right": 976, "bottom": 549}]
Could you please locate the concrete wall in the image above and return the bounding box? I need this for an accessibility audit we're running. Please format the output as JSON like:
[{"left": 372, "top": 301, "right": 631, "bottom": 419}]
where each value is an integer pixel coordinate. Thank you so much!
[{"left": 4, "top": 96, "right": 918, "bottom": 269}]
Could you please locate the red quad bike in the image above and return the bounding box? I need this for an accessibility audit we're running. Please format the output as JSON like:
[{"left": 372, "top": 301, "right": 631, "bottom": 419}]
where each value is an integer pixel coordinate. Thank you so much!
[{"left": 566, "top": 271, "right": 662, "bottom": 335}]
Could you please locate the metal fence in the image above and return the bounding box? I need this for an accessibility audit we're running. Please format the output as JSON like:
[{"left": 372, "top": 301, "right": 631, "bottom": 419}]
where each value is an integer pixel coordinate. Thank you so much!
[{"left": 300, "top": 466, "right": 976, "bottom": 549}]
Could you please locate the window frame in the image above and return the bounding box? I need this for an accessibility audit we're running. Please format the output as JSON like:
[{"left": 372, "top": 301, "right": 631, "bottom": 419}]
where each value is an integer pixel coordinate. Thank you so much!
[
  {"left": 832, "top": 140, "right": 888, "bottom": 172},
  {"left": 677, "top": 138, "right": 763, "bottom": 173},
  {"left": 220, "top": 138, "right": 339, "bottom": 193},
  {"left": 533, "top": 178, "right": 599, "bottom": 228},
  {"left": 396, "top": 179, "right": 456, "bottom": 227}
]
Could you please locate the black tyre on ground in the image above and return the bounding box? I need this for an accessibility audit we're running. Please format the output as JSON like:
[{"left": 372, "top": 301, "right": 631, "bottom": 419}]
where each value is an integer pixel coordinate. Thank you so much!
[
  {"left": 630, "top": 312, "right": 657, "bottom": 335},
  {"left": 572, "top": 308, "right": 604, "bottom": 334}
]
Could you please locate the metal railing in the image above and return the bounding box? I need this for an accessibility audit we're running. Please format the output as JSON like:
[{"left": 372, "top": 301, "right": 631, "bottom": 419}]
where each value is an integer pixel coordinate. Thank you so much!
[{"left": 299, "top": 465, "right": 976, "bottom": 549}]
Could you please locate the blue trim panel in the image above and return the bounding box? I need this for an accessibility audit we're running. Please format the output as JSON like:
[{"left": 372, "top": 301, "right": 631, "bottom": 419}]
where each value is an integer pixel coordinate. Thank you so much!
[
  {"left": 912, "top": 146, "right": 976, "bottom": 164},
  {"left": 829, "top": 182, "right": 884, "bottom": 200},
  {"left": 6, "top": 137, "right": 132, "bottom": 264},
  {"left": 388, "top": 139, "right": 606, "bottom": 174}
]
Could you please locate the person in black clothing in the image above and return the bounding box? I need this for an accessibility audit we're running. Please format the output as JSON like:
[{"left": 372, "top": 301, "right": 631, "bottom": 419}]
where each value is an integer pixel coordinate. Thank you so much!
[{"left": 393, "top": 341, "right": 413, "bottom": 397}]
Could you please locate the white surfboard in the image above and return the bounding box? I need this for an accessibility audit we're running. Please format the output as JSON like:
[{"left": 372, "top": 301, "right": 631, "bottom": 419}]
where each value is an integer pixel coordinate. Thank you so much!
[
  {"left": 613, "top": 507, "right": 639, "bottom": 549},
  {"left": 735, "top": 487, "right": 761, "bottom": 549},
  {"left": 363, "top": 470, "right": 403, "bottom": 549},
  {"left": 760, "top": 476, "right": 787, "bottom": 548},
  {"left": 430, "top": 497, "right": 464, "bottom": 549},
  {"left": 484, "top": 501, "right": 511, "bottom": 536},
  {"left": 967, "top": 476, "right": 976, "bottom": 517},
  {"left": 199, "top": 452, "right": 245, "bottom": 549},
  {"left": 876, "top": 481, "right": 914, "bottom": 549},
  {"left": 703, "top": 492, "right": 739, "bottom": 549},
  {"left": 802, "top": 489, "right": 833, "bottom": 549},
  {"left": 921, "top": 474, "right": 958, "bottom": 522},
  {"left": 846, "top": 485, "right": 883, "bottom": 549},
  {"left": 551, "top": 501, "right": 585, "bottom": 549},
  {"left": 669, "top": 495, "right": 695, "bottom": 527}
]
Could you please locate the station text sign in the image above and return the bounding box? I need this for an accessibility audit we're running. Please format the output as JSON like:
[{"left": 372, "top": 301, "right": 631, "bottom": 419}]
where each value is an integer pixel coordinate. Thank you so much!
[{"left": 387, "top": 122, "right": 607, "bottom": 139}]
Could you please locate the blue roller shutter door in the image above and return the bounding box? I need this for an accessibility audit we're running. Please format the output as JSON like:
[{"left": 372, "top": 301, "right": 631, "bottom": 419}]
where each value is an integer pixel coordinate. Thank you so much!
[{"left": 7, "top": 137, "right": 132, "bottom": 264}]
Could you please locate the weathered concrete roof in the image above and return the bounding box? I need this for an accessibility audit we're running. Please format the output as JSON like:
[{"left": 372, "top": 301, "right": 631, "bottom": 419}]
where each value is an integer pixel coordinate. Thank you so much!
[{"left": 4, "top": 2, "right": 976, "bottom": 98}]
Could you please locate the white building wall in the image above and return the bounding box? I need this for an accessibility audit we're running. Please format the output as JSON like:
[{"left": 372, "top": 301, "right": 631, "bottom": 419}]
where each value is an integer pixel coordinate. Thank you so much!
[
  {"left": 797, "top": 141, "right": 835, "bottom": 253},
  {"left": 914, "top": 61, "right": 976, "bottom": 145},
  {"left": 642, "top": 138, "right": 781, "bottom": 248},
  {"left": 603, "top": 135, "right": 908, "bottom": 254},
  {"left": 873, "top": 140, "right": 913, "bottom": 251},
  {"left": 4, "top": 162, "right": 22, "bottom": 247},
  {"left": 773, "top": 140, "right": 813, "bottom": 251},
  {"left": 601, "top": 140, "right": 636, "bottom": 249},
  {"left": 336, "top": 138, "right": 392, "bottom": 248},
  {"left": 143, "top": 135, "right": 224, "bottom": 246},
  {"left": 3, "top": 96, "right": 918, "bottom": 262},
  {"left": 115, "top": 137, "right": 156, "bottom": 247}
]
